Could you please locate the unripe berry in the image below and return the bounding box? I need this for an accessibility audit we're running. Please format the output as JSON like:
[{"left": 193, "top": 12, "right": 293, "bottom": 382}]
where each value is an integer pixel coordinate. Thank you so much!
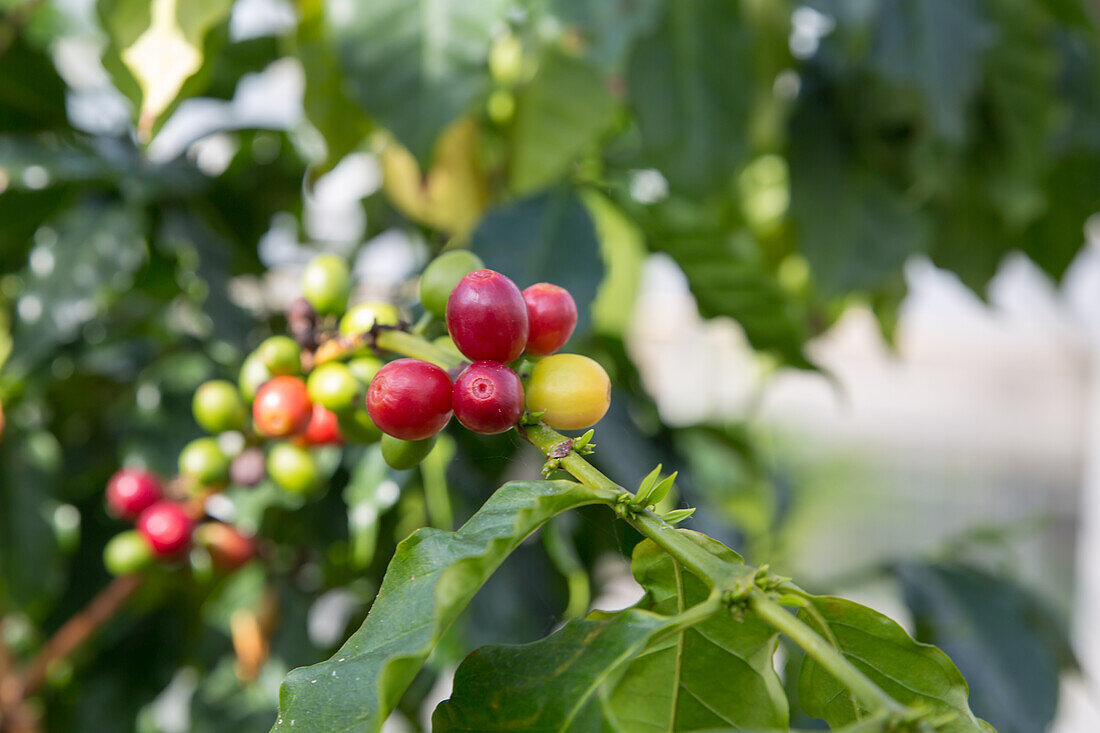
[
  {"left": 419, "top": 250, "right": 484, "bottom": 317},
  {"left": 195, "top": 522, "right": 255, "bottom": 571},
  {"left": 238, "top": 353, "right": 272, "bottom": 403},
  {"left": 106, "top": 468, "right": 163, "bottom": 520},
  {"left": 452, "top": 361, "right": 524, "bottom": 435},
  {"left": 256, "top": 335, "right": 302, "bottom": 376},
  {"left": 267, "top": 443, "right": 320, "bottom": 495},
  {"left": 337, "top": 408, "right": 383, "bottom": 444},
  {"left": 347, "top": 356, "right": 384, "bottom": 385},
  {"left": 179, "top": 438, "right": 230, "bottom": 486},
  {"left": 104, "top": 530, "right": 154, "bottom": 576},
  {"left": 253, "top": 376, "right": 312, "bottom": 438},
  {"left": 446, "top": 270, "right": 529, "bottom": 362},
  {"left": 381, "top": 433, "right": 437, "bottom": 471},
  {"left": 193, "top": 380, "right": 248, "bottom": 434},
  {"left": 339, "top": 302, "right": 402, "bottom": 337},
  {"left": 297, "top": 404, "right": 342, "bottom": 446},
  {"left": 136, "top": 501, "right": 194, "bottom": 557},
  {"left": 230, "top": 446, "right": 266, "bottom": 487},
  {"left": 525, "top": 354, "right": 611, "bottom": 430},
  {"left": 301, "top": 254, "right": 351, "bottom": 316},
  {"left": 307, "top": 362, "right": 361, "bottom": 413},
  {"left": 523, "top": 283, "right": 577, "bottom": 356},
  {"left": 366, "top": 358, "right": 453, "bottom": 440}
]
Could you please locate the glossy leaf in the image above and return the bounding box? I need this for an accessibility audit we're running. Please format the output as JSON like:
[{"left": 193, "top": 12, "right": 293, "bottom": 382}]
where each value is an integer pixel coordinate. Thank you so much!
[
  {"left": 272, "top": 480, "right": 607, "bottom": 733},
  {"left": 325, "top": 0, "right": 506, "bottom": 165},
  {"left": 797, "top": 595, "right": 993, "bottom": 733},
  {"left": 606, "top": 533, "right": 788, "bottom": 731}
]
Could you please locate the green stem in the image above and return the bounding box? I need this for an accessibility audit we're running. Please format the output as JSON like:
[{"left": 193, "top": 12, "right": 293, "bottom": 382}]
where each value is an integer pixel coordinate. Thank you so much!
[{"left": 374, "top": 329, "right": 462, "bottom": 370}]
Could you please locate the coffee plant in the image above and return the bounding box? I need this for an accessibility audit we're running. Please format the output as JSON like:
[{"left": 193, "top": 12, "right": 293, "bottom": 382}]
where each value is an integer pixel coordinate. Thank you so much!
[{"left": 0, "top": 0, "right": 1096, "bottom": 731}]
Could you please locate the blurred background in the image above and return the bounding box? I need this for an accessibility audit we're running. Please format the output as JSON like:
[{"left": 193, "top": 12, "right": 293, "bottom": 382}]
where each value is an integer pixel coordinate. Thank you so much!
[{"left": 1, "top": 0, "right": 1099, "bottom": 731}]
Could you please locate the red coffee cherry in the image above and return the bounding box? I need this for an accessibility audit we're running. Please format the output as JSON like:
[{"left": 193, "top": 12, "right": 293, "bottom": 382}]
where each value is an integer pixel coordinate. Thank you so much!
[
  {"left": 253, "top": 375, "right": 312, "bottom": 438},
  {"left": 296, "top": 404, "right": 343, "bottom": 446},
  {"left": 446, "top": 270, "right": 529, "bottom": 363},
  {"left": 452, "top": 361, "right": 525, "bottom": 435},
  {"left": 523, "top": 283, "right": 577, "bottom": 356},
  {"left": 106, "top": 468, "right": 163, "bottom": 521},
  {"left": 136, "top": 501, "right": 194, "bottom": 558},
  {"left": 366, "top": 358, "right": 453, "bottom": 440}
]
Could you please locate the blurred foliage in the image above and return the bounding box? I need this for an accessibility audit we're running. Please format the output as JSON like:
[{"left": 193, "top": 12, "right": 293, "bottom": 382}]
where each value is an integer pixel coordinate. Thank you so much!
[{"left": 0, "top": 0, "right": 1097, "bottom": 730}]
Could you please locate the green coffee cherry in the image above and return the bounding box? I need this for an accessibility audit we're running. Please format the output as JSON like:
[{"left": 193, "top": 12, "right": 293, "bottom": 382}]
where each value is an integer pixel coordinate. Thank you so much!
[
  {"left": 336, "top": 408, "right": 383, "bottom": 444},
  {"left": 179, "top": 437, "right": 230, "bottom": 486},
  {"left": 347, "top": 356, "right": 384, "bottom": 386},
  {"left": 256, "top": 335, "right": 302, "bottom": 376},
  {"left": 267, "top": 443, "right": 319, "bottom": 495},
  {"left": 381, "top": 434, "right": 437, "bottom": 471},
  {"left": 193, "top": 380, "right": 247, "bottom": 433},
  {"left": 338, "top": 302, "right": 402, "bottom": 337},
  {"left": 301, "top": 254, "right": 351, "bottom": 316},
  {"left": 307, "top": 362, "right": 361, "bottom": 413},
  {"left": 419, "top": 250, "right": 484, "bottom": 317},
  {"left": 104, "top": 530, "right": 154, "bottom": 576},
  {"left": 239, "top": 353, "right": 272, "bottom": 403}
]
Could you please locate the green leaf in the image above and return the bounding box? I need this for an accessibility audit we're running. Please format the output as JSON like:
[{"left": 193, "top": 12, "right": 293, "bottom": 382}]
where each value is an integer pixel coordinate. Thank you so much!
[
  {"left": 342, "top": 445, "right": 400, "bottom": 568},
  {"left": 797, "top": 595, "right": 992, "bottom": 733},
  {"left": 0, "top": 32, "right": 70, "bottom": 132},
  {"left": 896, "top": 562, "right": 1069, "bottom": 733},
  {"left": 871, "top": 0, "right": 992, "bottom": 143},
  {"left": 606, "top": 533, "right": 788, "bottom": 731},
  {"left": 432, "top": 609, "right": 676, "bottom": 731},
  {"left": 325, "top": 0, "right": 507, "bottom": 166},
  {"left": 272, "top": 480, "right": 607, "bottom": 733},
  {"left": 470, "top": 187, "right": 603, "bottom": 337},
  {"left": 625, "top": 0, "right": 752, "bottom": 194},
  {"left": 544, "top": 0, "right": 662, "bottom": 71},
  {"left": 510, "top": 48, "right": 616, "bottom": 193}
]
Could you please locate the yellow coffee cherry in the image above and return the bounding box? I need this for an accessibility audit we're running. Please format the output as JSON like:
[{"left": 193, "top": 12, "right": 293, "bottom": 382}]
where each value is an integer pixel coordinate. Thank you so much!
[{"left": 526, "top": 354, "right": 611, "bottom": 431}]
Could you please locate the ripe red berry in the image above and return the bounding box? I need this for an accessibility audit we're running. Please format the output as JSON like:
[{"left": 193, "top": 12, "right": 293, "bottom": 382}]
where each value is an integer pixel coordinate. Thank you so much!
[
  {"left": 446, "top": 270, "right": 529, "bottom": 363},
  {"left": 136, "top": 502, "right": 194, "bottom": 557},
  {"left": 452, "top": 361, "right": 525, "bottom": 435},
  {"left": 296, "top": 404, "right": 343, "bottom": 446},
  {"left": 106, "top": 468, "right": 163, "bottom": 521},
  {"left": 366, "top": 358, "right": 453, "bottom": 440},
  {"left": 253, "top": 375, "right": 312, "bottom": 438},
  {"left": 523, "top": 283, "right": 577, "bottom": 356}
]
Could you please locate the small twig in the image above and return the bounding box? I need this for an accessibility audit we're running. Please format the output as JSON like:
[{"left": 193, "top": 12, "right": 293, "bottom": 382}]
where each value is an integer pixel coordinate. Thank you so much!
[{"left": 21, "top": 574, "right": 142, "bottom": 697}]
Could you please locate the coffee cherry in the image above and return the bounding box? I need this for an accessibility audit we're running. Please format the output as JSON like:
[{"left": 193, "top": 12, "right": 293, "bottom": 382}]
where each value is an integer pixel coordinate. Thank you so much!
[
  {"left": 297, "top": 404, "right": 342, "bottom": 446},
  {"left": 307, "top": 362, "right": 361, "bottom": 413},
  {"left": 253, "top": 376, "right": 312, "bottom": 438},
  {"left": 193, "top": 380, "right": 248, "bottom": 434},
  {"left": 523, "top": 283, "right": 577, "bottom": 356},
  {"left": 195, "top": 523, "right": 255, "bottom": 571},
  {"left": 446, "top": 270, "right": 529, "bottom": 362},
  {"left": 230, "top": 446, "right": 266, "bottom": 487},
  {"left": 453, "top": 361, "right": 524, "bottom": 435},
  {"left": 381, "top": 433, "right": 437, "bottom": 470},
  {"left": 136, "top": 501, "right": 194, "bottom": 557},
  {"left": 347, "top": 356, "right": 384, "bottom": 385},
  {"left": 267, "top": 443, "right": 319, "bottom": 495},
  {"left": 366, "top": 358, "right": 453, "bottom": 440},
  {"left": 257, "top": 335, "right": 302, "bottom": 376},
  {"left": 301, "top": 254, "right": 351, "bottom": 316},
  {"left": 238, "top": 353, "right": 272, "bottom": 403},
  {"left": 339, "top": 302, "right": 402, "bottom": 337},
  {"left": 525, "top": 354, "right": 610, "bottom": 430},
  {"left": 419, "top": 250, "right": 484, "bottom": 317},
  {"left": 336, "top": 408, "right": 383, "bottom": 444},
  {"left": 106, "top": 468, "right": 163, "bottom": 520},
  {"left": 104, "top": 530, "right": 154, "bottom": 576},
  {"left": 179, "top": 438, "right": 230, "bottom": 486}
]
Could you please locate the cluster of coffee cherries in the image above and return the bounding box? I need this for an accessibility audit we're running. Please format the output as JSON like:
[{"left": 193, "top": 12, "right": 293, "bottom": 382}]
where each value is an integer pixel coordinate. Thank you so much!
[{"left": 101, "top": 249, "right": 611, "bottom": 575}]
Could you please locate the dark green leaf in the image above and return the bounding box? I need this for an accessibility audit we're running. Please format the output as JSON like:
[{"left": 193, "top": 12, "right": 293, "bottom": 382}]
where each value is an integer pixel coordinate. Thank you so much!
[
  {"left": 325, "top": 0, "right": 506, "bottom": 165},
  {"left": 606, "top": 533, "right": 788, "bottom": 731},
  {"left": 797, "top": 595, "right": 992, "bottom": 733},
  {"left": 896, "top": 562, "right": 1069, "bottom": 733},
  {"left": 272, "top": 480, "right": 607, "bottom": 733},
  {"left": 471, "top": 187, "right": 603, "bottom": 337},
  {"left": 625, "top": 0, "right": 752, "bottom": 194},
  {"left": 0, "top": 32, "right": 69, "bottom": 132}
]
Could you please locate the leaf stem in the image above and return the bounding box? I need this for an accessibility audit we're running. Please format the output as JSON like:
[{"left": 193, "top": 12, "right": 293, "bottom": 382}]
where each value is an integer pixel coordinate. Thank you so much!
[{"left": 374, "top": 329, "right": 462, "bottom": 370}]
